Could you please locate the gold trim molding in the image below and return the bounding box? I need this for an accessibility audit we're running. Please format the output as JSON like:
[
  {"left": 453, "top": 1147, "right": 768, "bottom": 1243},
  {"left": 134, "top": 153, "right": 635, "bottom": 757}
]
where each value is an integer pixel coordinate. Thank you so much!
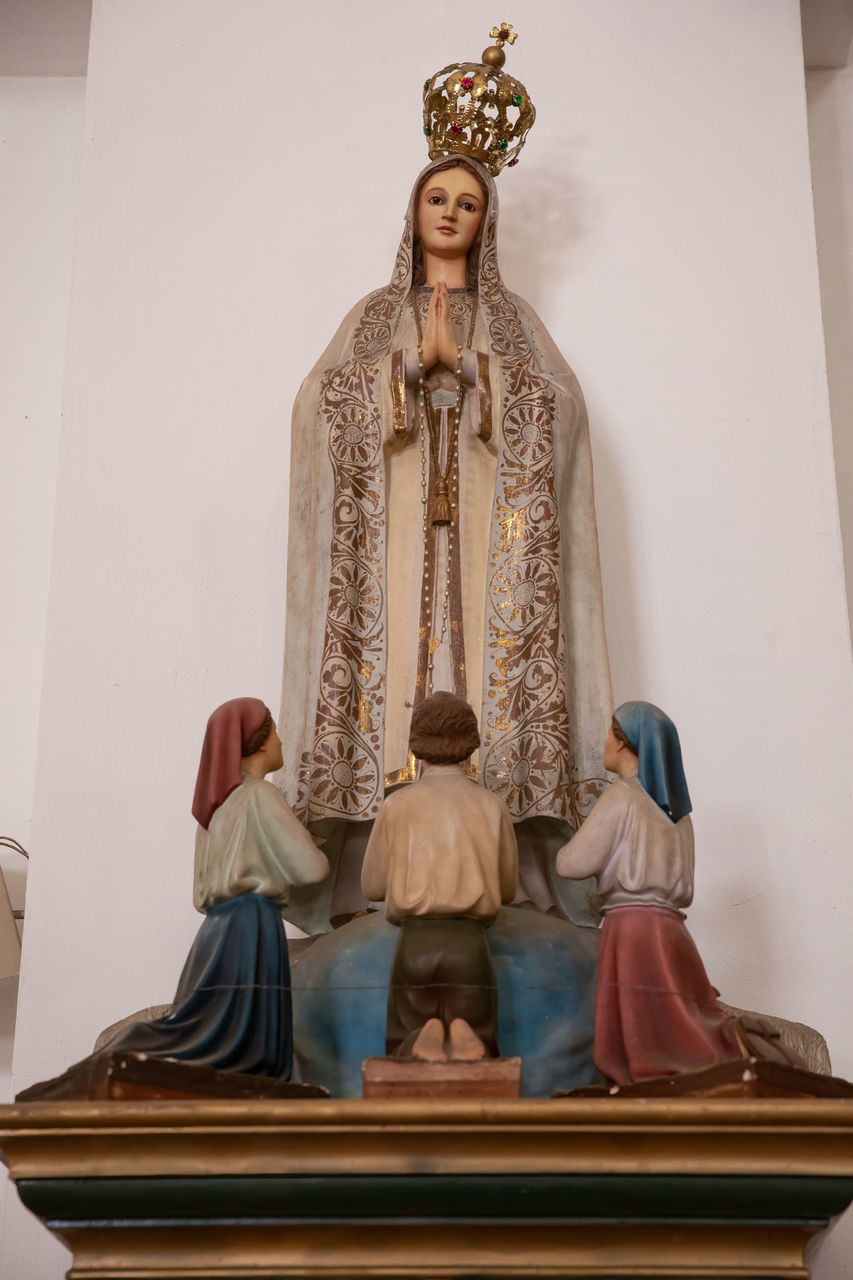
[
  {"left": 59, "top": 1222, "right": 814, "bottom": 1280},
  {"left": 1, "top": 1096, "right": 853, "bottom": 1180}
]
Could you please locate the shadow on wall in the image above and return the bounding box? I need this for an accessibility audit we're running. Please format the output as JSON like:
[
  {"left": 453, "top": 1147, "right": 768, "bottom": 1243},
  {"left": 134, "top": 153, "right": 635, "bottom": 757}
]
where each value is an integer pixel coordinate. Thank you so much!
[
  {"left": 0, "top": 977, "right": 19, "bottom": 1101},
  {"left": 498, "top": 138, "right": 589, "bottom": 308},
  {"left": 692, "top": 821, "right": 781, "bottom": 1021},
  {"left": 497, "top": 140, "right": 645, "bottom": 701},
  {"left": 587, "top": 421, "right": 644, "bottom": 703},
  {"left": 806, "top": 66, "right": 853, "bottom": 642}
]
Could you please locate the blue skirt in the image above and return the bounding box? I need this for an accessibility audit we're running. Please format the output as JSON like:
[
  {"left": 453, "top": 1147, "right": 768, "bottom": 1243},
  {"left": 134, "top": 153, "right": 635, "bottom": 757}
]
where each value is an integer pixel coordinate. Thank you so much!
[{"left": 109, "top": 893, "right": 292, "bottom": 1079}]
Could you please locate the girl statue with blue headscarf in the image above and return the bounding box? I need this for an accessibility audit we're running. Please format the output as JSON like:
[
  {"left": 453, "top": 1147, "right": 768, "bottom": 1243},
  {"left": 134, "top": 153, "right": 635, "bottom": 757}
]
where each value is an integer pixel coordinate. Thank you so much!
[{"left": 556, "top": 701, "right": 743, "bottom": 1086}]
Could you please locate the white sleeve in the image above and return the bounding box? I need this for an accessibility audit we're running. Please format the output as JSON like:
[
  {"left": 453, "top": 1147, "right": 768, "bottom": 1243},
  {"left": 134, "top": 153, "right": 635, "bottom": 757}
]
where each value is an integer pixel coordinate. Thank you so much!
[
  {"left": 555, "top": 783, "right": 624, "bottom": 881},
  {"left": 360, "top": 805, "right": 390, "bottom": 903},
  {"left": 251, "top": 782, "right": 330, "bottom": 887}
]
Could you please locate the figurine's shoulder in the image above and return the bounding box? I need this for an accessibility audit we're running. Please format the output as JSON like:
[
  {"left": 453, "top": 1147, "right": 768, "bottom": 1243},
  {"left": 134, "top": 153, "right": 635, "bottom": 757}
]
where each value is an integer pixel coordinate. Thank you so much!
[
  {"left": 611, "top": 775, "right": 694, "bottom": 840},
  {"left": 240, "top": 774, "right": 293, "bottom": 816},
  {"left": 380, "top": 769, "right": 488, "bottom": 811},
  {"left": 609, "top": 774, "right": 668, "bottom": 819},
  {"left": 236, "top": 773, "right": 266, "bottom": 798},
  {"left": 436, "top": 773, "right": 512, "bottom": 823},
  {"left": 476, "top": 779, "right": 514, "bottom": 816},
  {"left": 246, "top": 773, "right": 281, "bottom": 795},
  {"left": 581, "top": 775, "right": 647, "bottom": 833},
  {"left": 593, "top": 774, "right": 637, "bottom": 808}
]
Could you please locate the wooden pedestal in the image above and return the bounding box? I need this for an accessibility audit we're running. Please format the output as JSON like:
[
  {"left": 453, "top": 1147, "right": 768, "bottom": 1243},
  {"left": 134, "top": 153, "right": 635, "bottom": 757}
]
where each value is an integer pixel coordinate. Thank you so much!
[
  {"left": 1, "top": 1096, "right": 852, "bottom": 1278},
  {"left": 362, "top": 1055, "right": 521, "bottom": 1098}
]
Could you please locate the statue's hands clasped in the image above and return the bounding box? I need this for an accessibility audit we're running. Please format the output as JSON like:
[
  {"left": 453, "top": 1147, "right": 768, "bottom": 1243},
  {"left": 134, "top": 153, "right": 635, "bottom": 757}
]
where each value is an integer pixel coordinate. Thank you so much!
[{"left": 421, "top": 281, "right": 460, "bottom": 373}]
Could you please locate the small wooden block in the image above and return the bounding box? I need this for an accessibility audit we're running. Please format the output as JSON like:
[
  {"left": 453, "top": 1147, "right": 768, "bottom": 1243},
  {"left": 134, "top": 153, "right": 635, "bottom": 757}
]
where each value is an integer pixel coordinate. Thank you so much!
[
  {"left": 17, "top": 1052, "right": 328, "bottom": 1102},
  {"left": 362, "top": 1056, "right": 522, "bottom": 1099}
]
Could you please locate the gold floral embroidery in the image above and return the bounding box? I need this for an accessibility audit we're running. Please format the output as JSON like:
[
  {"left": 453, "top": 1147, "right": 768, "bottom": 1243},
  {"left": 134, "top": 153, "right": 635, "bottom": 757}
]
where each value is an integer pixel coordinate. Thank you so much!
[
  {"left": 478, "top": 217, "right": 580, "bottom": 822},
  {"left": 297, "top": 226, "right": 413, "bottom": 822}
]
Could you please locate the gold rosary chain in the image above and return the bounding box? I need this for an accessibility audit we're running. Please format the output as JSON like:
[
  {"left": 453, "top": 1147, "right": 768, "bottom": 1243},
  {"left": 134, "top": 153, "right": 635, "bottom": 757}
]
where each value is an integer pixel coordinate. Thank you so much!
[
  {"left": 412, "top": 287, "right": 475, "bottom": 690},
  {"left": 412, "top": 289, "right": 478, "bottom": 529}
]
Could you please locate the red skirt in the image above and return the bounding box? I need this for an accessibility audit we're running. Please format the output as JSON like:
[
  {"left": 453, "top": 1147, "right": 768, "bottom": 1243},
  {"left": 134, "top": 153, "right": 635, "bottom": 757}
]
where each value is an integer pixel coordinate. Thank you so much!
[{"left": 595, "top": 905, "right": 742, "bottom": 1085}]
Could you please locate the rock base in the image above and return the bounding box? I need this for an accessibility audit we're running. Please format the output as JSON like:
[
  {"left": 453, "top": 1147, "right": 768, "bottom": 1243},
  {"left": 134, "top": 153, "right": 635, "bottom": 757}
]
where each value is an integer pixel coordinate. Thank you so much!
[{"left": 16, "top": 1051, "right": 328, "bottom": 1102}]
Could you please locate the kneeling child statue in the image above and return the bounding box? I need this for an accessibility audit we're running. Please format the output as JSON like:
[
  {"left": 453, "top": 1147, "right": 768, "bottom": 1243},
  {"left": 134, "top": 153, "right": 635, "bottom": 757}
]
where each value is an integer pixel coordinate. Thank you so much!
[{"left": 361, "top": 692, "right": 518, "bottom": 1061}]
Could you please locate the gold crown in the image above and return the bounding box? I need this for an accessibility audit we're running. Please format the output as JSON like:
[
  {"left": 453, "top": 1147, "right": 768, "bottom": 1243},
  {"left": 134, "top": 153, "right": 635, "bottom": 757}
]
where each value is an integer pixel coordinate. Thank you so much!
[{"left": 422, "top": 23, "right": 535, "bottom": 177}]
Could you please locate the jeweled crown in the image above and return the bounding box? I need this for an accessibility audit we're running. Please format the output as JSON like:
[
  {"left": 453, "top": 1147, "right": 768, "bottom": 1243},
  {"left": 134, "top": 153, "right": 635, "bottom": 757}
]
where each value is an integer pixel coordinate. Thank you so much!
[{"left": 423, "top": 23, "right": 535, "bottom": 177}]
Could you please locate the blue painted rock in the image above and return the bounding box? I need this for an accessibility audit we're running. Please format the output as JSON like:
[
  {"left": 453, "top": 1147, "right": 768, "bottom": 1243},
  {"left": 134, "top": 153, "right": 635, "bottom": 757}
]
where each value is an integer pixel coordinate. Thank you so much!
[{"left": 291, "top": 906, "right": 601, "bottom": 1098}]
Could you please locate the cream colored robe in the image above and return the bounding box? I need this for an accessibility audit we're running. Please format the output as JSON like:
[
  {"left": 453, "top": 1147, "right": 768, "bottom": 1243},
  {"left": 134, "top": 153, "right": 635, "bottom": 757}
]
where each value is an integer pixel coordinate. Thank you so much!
[{"left": 279, "top": 160, "right": 612, "bottom": 887}]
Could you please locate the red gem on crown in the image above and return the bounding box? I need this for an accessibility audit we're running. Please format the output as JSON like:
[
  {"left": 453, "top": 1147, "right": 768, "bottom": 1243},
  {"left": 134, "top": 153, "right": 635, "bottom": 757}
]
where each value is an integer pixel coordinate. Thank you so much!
[
  {"left": 461, "top": 76, "right": 473, "bottom": 89},
  {"left": 450, "top": 123, "right": 463, "bottom": 136}
]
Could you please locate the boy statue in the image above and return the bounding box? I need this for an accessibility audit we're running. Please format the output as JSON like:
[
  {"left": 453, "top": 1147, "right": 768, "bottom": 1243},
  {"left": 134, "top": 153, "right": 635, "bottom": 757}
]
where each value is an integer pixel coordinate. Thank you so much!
[{"left": 361, "top": 692, "right": 518, "bottom": 1061}]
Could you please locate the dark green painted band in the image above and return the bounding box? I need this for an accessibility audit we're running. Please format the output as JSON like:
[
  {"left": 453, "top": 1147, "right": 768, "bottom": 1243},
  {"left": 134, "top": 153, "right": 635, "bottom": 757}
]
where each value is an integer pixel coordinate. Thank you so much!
[{"left": 15, "top": 1173, "right": 853, "bottom": 1229}]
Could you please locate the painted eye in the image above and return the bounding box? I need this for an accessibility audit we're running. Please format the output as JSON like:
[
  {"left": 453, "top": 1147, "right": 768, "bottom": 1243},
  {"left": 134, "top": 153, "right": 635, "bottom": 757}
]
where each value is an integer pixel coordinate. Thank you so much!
[{"left": 427, "top": 195, "right": 444, "bottom": 205}]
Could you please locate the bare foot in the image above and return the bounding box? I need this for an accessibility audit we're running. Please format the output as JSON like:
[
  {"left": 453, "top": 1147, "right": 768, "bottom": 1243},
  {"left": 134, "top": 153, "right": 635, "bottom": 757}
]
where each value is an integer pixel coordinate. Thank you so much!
[
  {"left": 447, "top": 1018, "right": 488, "bottom": 1061},
  {"left": 411, "top": 1018, "right": 447, "bottom": 1062}
]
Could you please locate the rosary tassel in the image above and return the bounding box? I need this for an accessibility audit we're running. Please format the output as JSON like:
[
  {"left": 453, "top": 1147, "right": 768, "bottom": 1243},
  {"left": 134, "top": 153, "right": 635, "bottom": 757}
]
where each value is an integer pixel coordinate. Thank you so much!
[{"left": 431, "top": 478, "right": 452, "bottom": 527}]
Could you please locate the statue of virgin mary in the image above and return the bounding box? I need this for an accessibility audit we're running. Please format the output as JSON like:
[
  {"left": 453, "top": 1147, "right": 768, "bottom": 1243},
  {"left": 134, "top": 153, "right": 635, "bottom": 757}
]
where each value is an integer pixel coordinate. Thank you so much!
[{"left": 279, "top": 29, "right": 613, "bottom": 932}]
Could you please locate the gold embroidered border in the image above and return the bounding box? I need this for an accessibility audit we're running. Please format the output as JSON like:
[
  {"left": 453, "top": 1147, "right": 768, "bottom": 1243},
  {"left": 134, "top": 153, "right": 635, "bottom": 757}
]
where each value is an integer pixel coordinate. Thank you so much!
[
  {"left": 385, "top": 750, "right": 419, "bottom": 788},
  {"left": 477, "top": 219, "right": 575, "bottom": 822},
  {"left": 390, "top": 349, "right": 408, "bottom": 438},
  {"left": 300, "top": 233, "right": 414, "bottom": 823},
  {"left": 476, "top": 350, "right": 492, "bottom": 442}
]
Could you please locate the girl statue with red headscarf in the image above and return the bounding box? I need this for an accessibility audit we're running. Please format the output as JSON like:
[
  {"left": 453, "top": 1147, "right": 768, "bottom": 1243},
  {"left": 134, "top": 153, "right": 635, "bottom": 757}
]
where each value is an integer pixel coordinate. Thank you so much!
[{"left": 107, "top": 698, "right": 329, "bottom": 1079}]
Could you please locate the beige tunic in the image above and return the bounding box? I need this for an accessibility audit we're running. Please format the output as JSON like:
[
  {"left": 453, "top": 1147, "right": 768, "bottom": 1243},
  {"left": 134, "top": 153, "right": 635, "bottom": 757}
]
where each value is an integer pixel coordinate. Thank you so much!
[
  {"left": 194, "top": 775, "right": 329, "bottom": 914},
  {"left": 555, "top": 773, "right": 694, "bottom": 912},
  {"left": 361, "top": 765, "right": 518, "bottom": 924}
]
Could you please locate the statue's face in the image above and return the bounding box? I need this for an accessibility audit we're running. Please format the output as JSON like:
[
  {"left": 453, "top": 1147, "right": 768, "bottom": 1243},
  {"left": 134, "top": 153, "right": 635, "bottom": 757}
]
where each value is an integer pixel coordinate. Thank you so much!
[
  {"left": 603, "top": 719, "right": 637, "bottom": 777},
  {"left": 261, "top": 722, "right": 284, "bottom": 774},
  {"left": 417, "top": 167, "right": 485, "bottom": 262},
  {"left": 603, "top": 725, "right": 622, "bottom": 774}
]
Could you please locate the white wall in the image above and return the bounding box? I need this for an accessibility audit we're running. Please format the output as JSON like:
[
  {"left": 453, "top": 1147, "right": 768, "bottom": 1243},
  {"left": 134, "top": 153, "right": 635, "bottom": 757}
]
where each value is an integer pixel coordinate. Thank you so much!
[
  {"left": 0, "top": 73, "right": 85, "bottom": 1280},
  {"left": 5, "top": 2, "right": 853, "bottom": 1276},
  {"left": 0, "top": 74, "right": 84, "bottom": 948}
]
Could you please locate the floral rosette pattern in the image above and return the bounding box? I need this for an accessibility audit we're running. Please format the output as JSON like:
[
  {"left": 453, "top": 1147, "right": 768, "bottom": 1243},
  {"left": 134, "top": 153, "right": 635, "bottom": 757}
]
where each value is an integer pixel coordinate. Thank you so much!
[
  {"left": 477, "top": 219, "right": 579, "bottom": 821},
  {"left": 294, "top": 240, "right": 413, "bottom": 822}
]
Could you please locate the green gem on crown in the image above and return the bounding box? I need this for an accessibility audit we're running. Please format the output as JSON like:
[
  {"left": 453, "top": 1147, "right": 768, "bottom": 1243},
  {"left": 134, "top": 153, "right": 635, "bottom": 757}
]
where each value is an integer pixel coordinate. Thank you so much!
[
  {"left": 423, "top": 125, "right": 431, "bottom": 136},
  {"left": 512, "top": 94, "right": 523, "bottom": 107},
  {"left": 423, "top": 80, "right": 430, "bottom": 92},
  {"left": 497, "top": 139, "right": 508, "bottom": 150}
]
